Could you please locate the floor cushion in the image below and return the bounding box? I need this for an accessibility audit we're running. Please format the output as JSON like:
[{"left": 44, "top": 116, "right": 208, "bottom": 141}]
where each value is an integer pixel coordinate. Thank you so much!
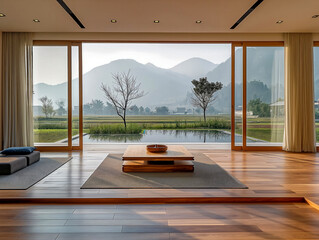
[
  {"left": 0, "top": 157, "right": 27, "bottom": 175},
  {"left": 23, "top": 151, "right": 40, "bottom": 165},
  {"left": 1, "top": 151, "right": 40, "bottom": 166}
]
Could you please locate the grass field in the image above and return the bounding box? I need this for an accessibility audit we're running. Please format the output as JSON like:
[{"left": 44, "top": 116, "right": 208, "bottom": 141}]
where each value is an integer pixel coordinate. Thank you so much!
[
  {"left": 34, "top": 129, "right": 80, "bottom": 143},
  {"left": 33, "top": 115, "right": 319, "bottom": 143}
]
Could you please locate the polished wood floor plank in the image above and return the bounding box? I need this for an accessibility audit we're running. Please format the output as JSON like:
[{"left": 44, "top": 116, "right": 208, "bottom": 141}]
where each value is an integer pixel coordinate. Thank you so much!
[
  {"left": 0, "top": 146, "right": 318, "bottom": 239},
  {"left": 57, "top": 233, "right": 170, "bottom": 240},
  {"left": 0, "top": 146, "right": 318, "bottom": 200},
  {"left": 0, "top": 233, "right": 59, "bottom": 240},
  {"left": 0, "top": 203, "right": 317, "bottom": 239}
]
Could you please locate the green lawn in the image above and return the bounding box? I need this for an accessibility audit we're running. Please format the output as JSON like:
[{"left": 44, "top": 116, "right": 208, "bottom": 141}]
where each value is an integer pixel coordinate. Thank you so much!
[
  {"left": 34, "top": 129, "right": 82, "bottom": 143},
  {"left": 246, "top": 128, "right": 284, "bottom": 142}
]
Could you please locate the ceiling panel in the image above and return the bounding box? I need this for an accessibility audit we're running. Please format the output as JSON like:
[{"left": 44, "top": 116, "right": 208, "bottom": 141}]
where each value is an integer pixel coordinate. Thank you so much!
[
  {"left": 0, "top": 0, "right": 318, "bottom": 33},
  {"left": 236, "top": 0, "right": 319, "bottom": 32}
]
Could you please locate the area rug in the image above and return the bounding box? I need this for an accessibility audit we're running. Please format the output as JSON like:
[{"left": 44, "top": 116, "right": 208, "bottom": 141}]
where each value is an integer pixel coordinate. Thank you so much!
[
  {"left": 0, "top": 157, "right": 72, "bottom": 190},
  {"left": 81, "top": 153, "right": 247, "bottom": 189}
]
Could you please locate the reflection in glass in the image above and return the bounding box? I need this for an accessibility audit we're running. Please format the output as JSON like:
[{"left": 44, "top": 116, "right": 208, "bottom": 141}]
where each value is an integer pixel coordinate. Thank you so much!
[
  {"left": 314, "top": 47, "right": 319, "bottom": 143},
  {"left": 234, "top": 47, "right": 243, "bottom": 146},
  {"left": 72, "top": 46, "right": 80, "bottom": 146},
  {"left": 246, "top": 47, "right": 284, "bottom": 145}
]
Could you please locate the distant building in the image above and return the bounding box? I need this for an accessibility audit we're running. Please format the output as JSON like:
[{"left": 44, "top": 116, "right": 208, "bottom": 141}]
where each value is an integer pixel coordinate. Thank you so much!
[
  {"left": 270, "top": 101, "right": 284, "bottom": 117},
  {"left": 235, "top": 105, "right": 253, "bottom": 117},
  {"left": 175, "top": 107, "right": 186, "bottom": 115}
]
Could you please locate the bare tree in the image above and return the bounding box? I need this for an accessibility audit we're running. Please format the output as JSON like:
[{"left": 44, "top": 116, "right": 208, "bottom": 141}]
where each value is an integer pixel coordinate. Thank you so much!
[
  {"left": 101, "top": 70, "right": 145, "bottom": 130},
  {"left": 40, "top": 96, "right": 55, "bottom": 118},
  {"left": 191, "top": 77, "right": 223, "bottom": 122}
]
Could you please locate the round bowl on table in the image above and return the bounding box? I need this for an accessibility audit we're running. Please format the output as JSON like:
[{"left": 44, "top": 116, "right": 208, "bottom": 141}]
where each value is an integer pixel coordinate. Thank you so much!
[{"left": 146, "top": 144, "right": 168, "bottom": 153}]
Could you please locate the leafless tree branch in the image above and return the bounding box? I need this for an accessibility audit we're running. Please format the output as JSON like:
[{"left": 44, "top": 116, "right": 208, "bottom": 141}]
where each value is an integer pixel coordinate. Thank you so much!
[{"left": 101, "top": 70, "right": 146, "bottom": 129}]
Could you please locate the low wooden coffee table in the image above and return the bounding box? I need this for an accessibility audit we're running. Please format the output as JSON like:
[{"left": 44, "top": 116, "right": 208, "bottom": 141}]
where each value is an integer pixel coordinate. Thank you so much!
[{"left": 122, "top": 145, "right": 194, "bottom": 172}]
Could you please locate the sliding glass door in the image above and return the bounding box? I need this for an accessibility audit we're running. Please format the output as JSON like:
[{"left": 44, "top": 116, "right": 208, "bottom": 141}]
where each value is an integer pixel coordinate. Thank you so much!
[
  {"left": 246, "top": 46, "right": 284, "bottom": 146},
  {"left": 33, "top": 42, "right": 82, "bottom": 150},
  {"left": 314, "top": 46, "right": 319, "bottom": 146},
  {"left": 231, "top": 44, "right": 244, "bottom": 149},
  {"left": 231, "top": 42, "right": 285, "bottom": 150}
]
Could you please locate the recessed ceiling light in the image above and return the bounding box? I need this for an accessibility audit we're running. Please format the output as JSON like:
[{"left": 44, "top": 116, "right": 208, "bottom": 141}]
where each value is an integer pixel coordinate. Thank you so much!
[
  {"left": 154, "top": 20, "right": 160, "bottom": 23},
  {"left": 312, "top": 15, "right": 319, "bottom": 18},
  {"left": 110, "top": 19, "right": 117, "bottom": 23},
  {"left": 195, "top": 20, "right": 202, "bottom": 24},
  {"left": 33, "top": 19, "right": 40, "bottom": 23},
  {"left": 0, "top": 13, "right": 6, "bottom": 17},
  {"left": 276, "top": 20, "right": 283, "bottom": 24}
]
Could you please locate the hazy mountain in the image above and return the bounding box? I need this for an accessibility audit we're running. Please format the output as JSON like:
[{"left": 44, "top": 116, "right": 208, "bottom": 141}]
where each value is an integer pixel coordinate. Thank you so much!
[
  {"left": 33, "top": 82, "right": 71, "bottom": 106},
  {"left": 82, "top": 59, "right": 193, "bottom": 107},
  {"left": 206, "top": 57, "right": 231, "bottom": 86},
  {"left": 206, "top": 48, "right": 285, "bottom": 89},
  {"left": 33, "top": 49, "right": 292, "bottom": 114},
  {"left": 34, "top": 59, "right": 194, "bottom": 108},
  {"left": 170, "top": 57, "right": 217, "bottom": 80}
]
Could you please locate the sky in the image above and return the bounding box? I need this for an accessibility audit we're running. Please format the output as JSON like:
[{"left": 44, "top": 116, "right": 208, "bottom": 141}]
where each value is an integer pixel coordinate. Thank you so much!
[
  {"left": 83, "top": 43, "right": 231, "bottom": 74},
  {"left": 33, "top": 43, "right": 231, "bottom": 85}
]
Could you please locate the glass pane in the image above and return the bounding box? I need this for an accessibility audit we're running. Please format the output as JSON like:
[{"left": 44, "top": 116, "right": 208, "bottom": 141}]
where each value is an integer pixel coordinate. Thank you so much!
[
  {"left": 235, "top": 46, "right": 243, "bottom": 146},
  {"left": 72, "top": 46, "right": 80, "bottom": 146},
  {"left": 33, "top": 46, "right": 68, "bottom": 146},
  {"left": 314, "top": 47, "right": 319, "bottom": 143},
  {"left": 82, "top": 43, "right": 232, "bottom": 145},
  {"left": 246, "top": 47, "right": 284, "bottom": 146}
]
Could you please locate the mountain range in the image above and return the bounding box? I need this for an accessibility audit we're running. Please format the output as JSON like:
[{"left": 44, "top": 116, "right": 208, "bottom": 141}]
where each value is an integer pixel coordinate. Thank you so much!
[
  {"left": 34, "top": 57, "right": 218, "bottom": 108},
  {"left": 34, "top": 47, "right": 317, "bottom": 113}
]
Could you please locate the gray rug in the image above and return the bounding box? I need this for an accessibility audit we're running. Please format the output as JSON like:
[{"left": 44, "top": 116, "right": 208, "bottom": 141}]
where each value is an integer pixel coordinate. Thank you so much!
[
  {"left": 0, "top": 157, "right": 72, "bottom": 190},
  {"left": 81, "top": 153, "right": 247, "bottom": 189}
]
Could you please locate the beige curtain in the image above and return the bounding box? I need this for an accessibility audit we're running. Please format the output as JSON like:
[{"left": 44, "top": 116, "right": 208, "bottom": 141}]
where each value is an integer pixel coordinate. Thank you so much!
[
  {"left": 283, "top": 33, "right": 316, "bottom": 152},
  {"left": 1, "top": 32, "right": 34, "bottom": 148}
]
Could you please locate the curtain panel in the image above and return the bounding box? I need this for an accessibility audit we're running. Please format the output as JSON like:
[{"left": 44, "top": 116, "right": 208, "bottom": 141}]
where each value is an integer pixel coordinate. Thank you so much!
[
  {"left": 1, "top": 32, "right": 34, "bottom": 148},
  {"left": 283, "top": 33, "right": 316, "bottom": 152}
]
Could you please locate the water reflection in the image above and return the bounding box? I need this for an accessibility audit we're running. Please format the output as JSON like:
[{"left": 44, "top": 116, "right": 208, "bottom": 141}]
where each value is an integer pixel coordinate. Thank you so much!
[
  {"left": 84, "top": 129, "right": 243, "bottom": 143},
  {"left": 88, "top": 134, "right": 143, "bottom": 143}
]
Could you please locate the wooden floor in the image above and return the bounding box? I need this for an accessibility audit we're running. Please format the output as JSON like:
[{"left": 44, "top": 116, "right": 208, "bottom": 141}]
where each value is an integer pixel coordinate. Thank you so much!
[
  {"left": 0, "top": 202, "right": 319, "bottom": 240},
  {"left": 1, "top": 144, "right": 318, "bottom": 203},
  {"left": 1, "top": 144, "right": 319, "bottom": 239}
]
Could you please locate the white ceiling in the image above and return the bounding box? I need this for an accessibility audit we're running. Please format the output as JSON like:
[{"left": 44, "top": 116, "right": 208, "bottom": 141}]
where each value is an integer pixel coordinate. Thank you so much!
[{"left": 0, "top": 0, "right": 318, "bottom": 33}]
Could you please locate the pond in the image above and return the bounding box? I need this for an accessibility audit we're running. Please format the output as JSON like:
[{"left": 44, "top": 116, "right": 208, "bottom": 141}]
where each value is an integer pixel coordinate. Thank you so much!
[{"left": 79, "top": 129, "right": 255, "bottom": 144}]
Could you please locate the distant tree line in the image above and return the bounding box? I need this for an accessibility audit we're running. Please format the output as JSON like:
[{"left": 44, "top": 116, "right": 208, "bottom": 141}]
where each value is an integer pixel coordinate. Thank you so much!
[
  {"left": 83, "top": 100, "right": 172, "bottom": 116},
  {"left": 39, "top": 97, "right": 68, "bottom": 118},
  {"left": 83, "top": 100, "right": 152, "bottom": 116},
  {"left": 248, "top": 98, "right": 270, "bottom": 117},
  {"left": 39, "top": 96, "right": 220, "bottom": 118}
]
